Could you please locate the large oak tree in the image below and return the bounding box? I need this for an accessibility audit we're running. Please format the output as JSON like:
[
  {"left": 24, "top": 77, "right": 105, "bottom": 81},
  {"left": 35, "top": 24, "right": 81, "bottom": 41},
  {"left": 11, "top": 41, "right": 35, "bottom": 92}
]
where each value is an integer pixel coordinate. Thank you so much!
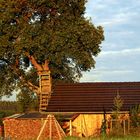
[{"left": 0, "top": 0, "right": 104, "bottom": 98}]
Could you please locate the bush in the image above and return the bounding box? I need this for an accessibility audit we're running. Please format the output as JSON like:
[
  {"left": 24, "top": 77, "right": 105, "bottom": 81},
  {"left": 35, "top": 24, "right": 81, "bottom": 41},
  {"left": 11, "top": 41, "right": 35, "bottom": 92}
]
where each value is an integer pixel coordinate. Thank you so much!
[
  {"left": 0, "top": 110, "right": 16, "bottom": 125},
  {"left": 129, "top": 126, "right": 140, "bottom": 136},
  {"left": 130, "top": 104, "right": 140, "bottom": 127}
]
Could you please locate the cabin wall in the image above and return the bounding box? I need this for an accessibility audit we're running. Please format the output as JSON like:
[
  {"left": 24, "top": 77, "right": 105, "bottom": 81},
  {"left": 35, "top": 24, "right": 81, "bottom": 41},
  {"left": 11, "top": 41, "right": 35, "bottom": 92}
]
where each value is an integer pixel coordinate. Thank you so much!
[
  {"left": 71, "top": 113, "right": 129, "bottom": 137},
  {"left": 71, "top": 114, "right": 111, "bottom": 137}
]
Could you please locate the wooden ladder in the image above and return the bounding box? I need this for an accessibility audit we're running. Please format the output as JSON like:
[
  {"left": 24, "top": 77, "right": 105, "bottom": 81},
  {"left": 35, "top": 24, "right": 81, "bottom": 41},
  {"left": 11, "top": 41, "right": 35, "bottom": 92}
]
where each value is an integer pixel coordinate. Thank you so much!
[{"left": 39, "top": 71, "right": 51, "bottom": 112}]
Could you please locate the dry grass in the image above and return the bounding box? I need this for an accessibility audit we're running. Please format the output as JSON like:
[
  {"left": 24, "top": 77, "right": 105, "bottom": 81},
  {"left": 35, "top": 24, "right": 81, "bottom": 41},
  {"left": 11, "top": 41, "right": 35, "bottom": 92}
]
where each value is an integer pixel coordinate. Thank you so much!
[{"left": 63, "top": 135, "right": 140, "bottom": 140}]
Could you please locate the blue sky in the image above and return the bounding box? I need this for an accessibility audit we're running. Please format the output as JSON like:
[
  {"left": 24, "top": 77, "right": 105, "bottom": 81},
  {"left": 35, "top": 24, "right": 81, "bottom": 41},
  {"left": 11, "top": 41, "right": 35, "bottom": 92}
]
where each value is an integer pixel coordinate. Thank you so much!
[{"left": 81, "top": 0, "right": 140, "bottom": 82}]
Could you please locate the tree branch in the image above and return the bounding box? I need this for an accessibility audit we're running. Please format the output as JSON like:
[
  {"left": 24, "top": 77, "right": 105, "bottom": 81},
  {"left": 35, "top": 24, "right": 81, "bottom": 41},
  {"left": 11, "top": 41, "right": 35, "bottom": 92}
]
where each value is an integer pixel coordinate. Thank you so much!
[
  {"left": 25, "top": 81, "right": 39, "bottom": 95},
  {"left": 25, "top": 52, "right": 43, "bottom": 72},
  {"left": 25, "top": 52, "right": 50, "bottom": 72},
  {"left": 43, "top": 59, "right": 49, "bottom": 71},
  {"left": 8, "top": 56, "right": 40, "bottom": 95},
  {"left": 18, "top": 74, "right": 39, "bottom": 95}
]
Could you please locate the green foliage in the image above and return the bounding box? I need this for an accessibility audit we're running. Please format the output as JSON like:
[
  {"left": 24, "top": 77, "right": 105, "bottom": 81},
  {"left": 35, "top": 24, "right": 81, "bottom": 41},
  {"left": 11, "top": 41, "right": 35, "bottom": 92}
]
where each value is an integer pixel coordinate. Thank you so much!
[
  {"left": 0, "top": 110, "right": 16, "bottom": 125},
  {"left": 0, "top": 101, "right": 19, "bottom": 111},
  {"left": 130, "top": 104, "right": 140, "bottom": 127},
  {"left": 112, "top": 92, "right": 123, "bottom": 119},
  {"left": 0, "top": 0, "right": 104, "bottom": 97},
  {"left": 17, "top": 87, "right": 38, "bottom": 112},
  {"left": 111, "top": 92, "right": 124, "bottom": 136},
  {"left": 0, "top": 101, "right": 19, "bottom": 125},
  {"left": 129, "top": 127, "right": 140, "bottom": 137}
]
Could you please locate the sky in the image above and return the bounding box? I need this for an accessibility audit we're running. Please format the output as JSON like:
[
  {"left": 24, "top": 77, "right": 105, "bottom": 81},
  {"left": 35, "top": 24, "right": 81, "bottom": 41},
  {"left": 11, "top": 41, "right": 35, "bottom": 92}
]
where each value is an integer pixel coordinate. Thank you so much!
[{"left": 81, "top": 0, "right": 140, "bottom": 82}]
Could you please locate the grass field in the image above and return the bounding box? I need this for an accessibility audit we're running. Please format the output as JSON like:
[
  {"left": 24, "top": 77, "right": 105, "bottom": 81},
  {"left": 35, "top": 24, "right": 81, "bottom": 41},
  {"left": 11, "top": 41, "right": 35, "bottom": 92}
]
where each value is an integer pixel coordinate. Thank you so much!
[
  {"left": 63, "top": 135, "right": 140, "bottom": 140},
  {"left": 1, "top": 135, "right": 140, "bottom": 140}
]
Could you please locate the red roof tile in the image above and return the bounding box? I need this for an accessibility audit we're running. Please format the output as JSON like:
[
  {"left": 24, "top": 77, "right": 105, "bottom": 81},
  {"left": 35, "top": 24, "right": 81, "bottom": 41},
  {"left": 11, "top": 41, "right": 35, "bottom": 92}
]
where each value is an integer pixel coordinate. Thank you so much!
[{"left": 46, "top": 82, "right": 140, "bottom": 113}]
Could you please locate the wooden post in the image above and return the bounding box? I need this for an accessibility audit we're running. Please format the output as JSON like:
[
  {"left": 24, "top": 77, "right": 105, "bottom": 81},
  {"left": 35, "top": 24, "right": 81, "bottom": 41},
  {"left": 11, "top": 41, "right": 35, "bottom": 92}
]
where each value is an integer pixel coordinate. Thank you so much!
[
  {"left": 69, "top": 120, "right": 72, "bottom": 136},
  {"left": 55, "top": 116, "right": 66, "bottom": 139},
  {"left": 49, "top": 115, "right": 52, "bottom": 140},
  {"left": 54, "top": 117, "right": 61, "bottom": 139},
  {"left": 123, "top": 120, "right": 125, "bottom": 135},
  {"left": 110, "top": 119, "right": 112, "bottom": 131},
  {"left": 81, "top": 115, "right": 83, "bottom": 137},
  {"left": 83, "top": 115, "right": 88, "bottom": 136},
  {"left": 37, "top": 119, "right": 48, "bottom": 140},
  {"left": 128, "top": 119, "right": 130, "bottom": 134}
]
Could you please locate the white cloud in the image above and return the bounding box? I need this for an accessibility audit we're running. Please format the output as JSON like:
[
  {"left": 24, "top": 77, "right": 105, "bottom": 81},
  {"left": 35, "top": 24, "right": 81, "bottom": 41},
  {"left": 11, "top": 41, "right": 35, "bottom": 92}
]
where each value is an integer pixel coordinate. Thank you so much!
[
  {"left": 93, "top": 68, "right": 133, "bottom": 73},
  {"left": 96, "top": 11, "right": 139, "bottom": 27},
  {"left": 109, "top": 31, "right": 134, "bottom": 36},
  {"left": 81, "top": 69, "right": 134, "bottom": 82},
  {"left": 100, "top": 48, "right": 140, "bottom": 57}
]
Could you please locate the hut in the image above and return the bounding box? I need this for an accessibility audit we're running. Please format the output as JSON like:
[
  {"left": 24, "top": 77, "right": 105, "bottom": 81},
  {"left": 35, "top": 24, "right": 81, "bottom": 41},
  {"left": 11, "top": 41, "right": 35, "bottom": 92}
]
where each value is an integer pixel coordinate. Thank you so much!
[
  {"left": 46, "top": 82, "right": 140, "bottom": 136},
  {"left": 3, "top": 82, "right": 140, "bottom": 138}
]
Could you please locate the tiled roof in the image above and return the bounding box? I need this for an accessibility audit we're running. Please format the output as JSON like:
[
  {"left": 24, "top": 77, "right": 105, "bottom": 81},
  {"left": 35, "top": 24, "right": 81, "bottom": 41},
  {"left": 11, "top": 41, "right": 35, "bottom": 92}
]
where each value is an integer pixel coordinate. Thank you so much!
[
  {"left": 16, "top": 112, "right": 76, "bottom": 120},
  {"left": 46, "top": 82, "right": 140, "bottom": 113}
]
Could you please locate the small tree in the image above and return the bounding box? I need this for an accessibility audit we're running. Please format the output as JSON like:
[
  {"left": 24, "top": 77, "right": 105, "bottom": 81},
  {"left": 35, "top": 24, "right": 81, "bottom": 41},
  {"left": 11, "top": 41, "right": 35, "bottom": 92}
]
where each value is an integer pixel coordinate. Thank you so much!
[
  {"left": 111, "top": 92, "right": 123, "bottom": 136},
  {"left": 112, "top": 92, "right": 123, "bottom": 119}
]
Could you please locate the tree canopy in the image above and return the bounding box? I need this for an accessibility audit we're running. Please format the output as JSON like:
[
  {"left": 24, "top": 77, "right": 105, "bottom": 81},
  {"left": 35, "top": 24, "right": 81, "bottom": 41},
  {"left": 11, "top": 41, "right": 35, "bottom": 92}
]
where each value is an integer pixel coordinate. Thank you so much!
[{"left": 0, "top": 0, "right": 104, "bottom": 97}]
